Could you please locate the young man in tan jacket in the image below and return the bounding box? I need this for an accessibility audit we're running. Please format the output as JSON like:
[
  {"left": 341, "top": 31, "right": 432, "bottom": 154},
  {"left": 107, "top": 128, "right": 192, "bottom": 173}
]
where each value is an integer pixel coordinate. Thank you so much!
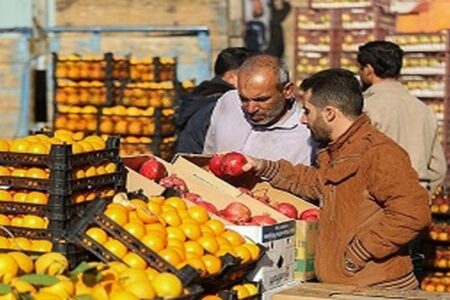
[
  {"left": 242, "top": 69, "right": 431, "bottom": 289},
  {"left": 358, "top": 41, "right": 447, "bottom": 195}
]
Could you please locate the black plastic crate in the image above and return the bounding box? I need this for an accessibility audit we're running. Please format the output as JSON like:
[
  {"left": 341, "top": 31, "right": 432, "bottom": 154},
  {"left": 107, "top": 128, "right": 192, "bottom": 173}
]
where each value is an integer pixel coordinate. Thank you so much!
[
  {"left": 0, "top": 136, "right": 120, "bottom": 169},
  {"left": 0, "top": 226, "right": 57, "bottom": 240}
]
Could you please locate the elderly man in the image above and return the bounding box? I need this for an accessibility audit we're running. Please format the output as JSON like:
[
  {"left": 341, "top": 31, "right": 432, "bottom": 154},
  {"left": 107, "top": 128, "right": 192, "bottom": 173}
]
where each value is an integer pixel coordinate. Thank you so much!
[{"left": 203, "top": 54, "right": 314, "bottom": 165}]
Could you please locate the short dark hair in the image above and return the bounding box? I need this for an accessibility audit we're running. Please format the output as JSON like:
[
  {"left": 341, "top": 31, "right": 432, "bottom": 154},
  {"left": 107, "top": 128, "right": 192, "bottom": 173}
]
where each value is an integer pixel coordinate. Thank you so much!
[
  {"left": 300, "top": 68, "right": 363, "bottom": 118},
  {"left": 214, "top": 47, "right": 255, "bottom": 76},
  {"left": 357, "top": 41, "right": 403, "bottom": 78}
]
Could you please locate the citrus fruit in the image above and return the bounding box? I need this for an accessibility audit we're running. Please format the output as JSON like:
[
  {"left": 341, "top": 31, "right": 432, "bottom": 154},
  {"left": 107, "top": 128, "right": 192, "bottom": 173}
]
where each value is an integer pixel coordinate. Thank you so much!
[
  {"left": 122, "top": 253, "right": 148, "bottom": 270},
  {"left": 86, "top": 227, "right": 108, "bottom": 244},
  {"left": 188, "top": 206, "right": 210, "bottom": 224},
  {"left": 8, "top": 251, "right": 34, "bottom": 274},
  {"left": 151, "top": 273, "right": 183, "bottom": 298},
  {"left": 201, "top": 254, "right": 222, "bottom": 274},
  {"left": 104, "top": 239, "right": 127, "bottom": 259}
]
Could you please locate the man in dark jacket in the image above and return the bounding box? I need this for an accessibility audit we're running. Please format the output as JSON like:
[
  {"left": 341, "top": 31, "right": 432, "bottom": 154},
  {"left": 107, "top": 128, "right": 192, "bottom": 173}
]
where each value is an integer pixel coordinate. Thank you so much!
[{"left": 175, "top": 47, "right": 255, "bottom": 153}]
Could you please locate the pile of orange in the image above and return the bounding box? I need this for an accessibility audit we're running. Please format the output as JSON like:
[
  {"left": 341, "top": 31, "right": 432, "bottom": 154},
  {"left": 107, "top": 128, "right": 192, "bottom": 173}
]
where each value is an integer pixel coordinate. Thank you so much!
[
  {"left": 0, "top": 213, "right": 48, "bottom": 229},
  {"left": 0, "top": 190, "right": 48, "bottom": 204},
  {"left": 201, "top": 282, "right": 258, "bottom": 300},
  {"left": 0, "top": 131, "right": 107, "bottom": 155},
  {"left": 0, "top": 166, "right": 50, "bottom": 179},
  {"left": 0, "top": 237, "right": 52, "bottom": 252},
  {"left": 72, "top": 162, "right": 117, "bottom": 179},
  {"left": 71, "top": 188, "right": 115, "bottom": 204},
  {"left": 88, "top": 196, "right": 260, "bottom": 278}
]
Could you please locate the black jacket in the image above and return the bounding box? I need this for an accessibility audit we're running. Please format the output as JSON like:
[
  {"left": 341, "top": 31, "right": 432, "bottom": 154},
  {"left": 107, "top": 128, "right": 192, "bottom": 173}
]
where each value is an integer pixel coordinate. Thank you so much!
[{"left": 175, "top": 77, "right": 235, "bottom": 153}]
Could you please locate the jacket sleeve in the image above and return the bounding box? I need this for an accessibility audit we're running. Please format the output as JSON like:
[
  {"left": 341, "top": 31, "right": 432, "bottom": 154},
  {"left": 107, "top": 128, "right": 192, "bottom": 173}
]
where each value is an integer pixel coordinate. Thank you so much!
[
  {"left": 257, "top": 159, "right": 324, "bottom": 202},
  {"left": 355, "top": 145, "right": 431, "bottom": 260},
  {"left": 427, "top": 130, "right": 447, "bottom": 194}
]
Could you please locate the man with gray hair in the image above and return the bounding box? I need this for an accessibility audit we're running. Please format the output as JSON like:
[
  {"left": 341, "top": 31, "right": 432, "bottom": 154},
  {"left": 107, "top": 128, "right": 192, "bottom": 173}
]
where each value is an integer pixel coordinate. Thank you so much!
[{"left": 203, "top": 54, "right": 314, "bottom": 165}]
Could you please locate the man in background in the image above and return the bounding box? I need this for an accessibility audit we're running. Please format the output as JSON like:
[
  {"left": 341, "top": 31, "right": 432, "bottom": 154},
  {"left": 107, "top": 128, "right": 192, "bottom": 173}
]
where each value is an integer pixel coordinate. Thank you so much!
[
  {"left": 357, "top": 41, "right": 447, "bottom": 195},
  {"left": 176, "top": 47, "right": 255, "bottom": 153},
  {"left": 203, "top": 54, "right": 313, "bottom": 165}
]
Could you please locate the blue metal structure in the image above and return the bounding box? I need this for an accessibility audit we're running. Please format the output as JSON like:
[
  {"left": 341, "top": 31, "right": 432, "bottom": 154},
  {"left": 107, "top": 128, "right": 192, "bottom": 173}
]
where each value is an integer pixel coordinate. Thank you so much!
[{"left": 0, "top": 27, "right": 33, "bottom": 137}]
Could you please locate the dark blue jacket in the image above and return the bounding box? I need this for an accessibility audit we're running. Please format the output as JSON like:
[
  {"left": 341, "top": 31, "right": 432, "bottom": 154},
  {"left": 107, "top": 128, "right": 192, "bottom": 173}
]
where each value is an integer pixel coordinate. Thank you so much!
[{"left": 175, "top": 77, "right": 234, "bottom": 154}]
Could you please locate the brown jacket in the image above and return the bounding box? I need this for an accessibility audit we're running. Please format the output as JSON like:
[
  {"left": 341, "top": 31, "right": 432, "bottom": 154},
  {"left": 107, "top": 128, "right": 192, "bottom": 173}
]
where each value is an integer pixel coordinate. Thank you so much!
[{"left": 258, "top": 114, "right": 431, "bottom": 288}]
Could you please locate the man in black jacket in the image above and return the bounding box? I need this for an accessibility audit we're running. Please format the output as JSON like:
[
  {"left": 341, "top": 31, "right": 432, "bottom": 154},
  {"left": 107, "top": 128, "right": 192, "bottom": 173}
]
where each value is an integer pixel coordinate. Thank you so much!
[{"left": 175, "top": 47, "right": 255, "bottom": 153}]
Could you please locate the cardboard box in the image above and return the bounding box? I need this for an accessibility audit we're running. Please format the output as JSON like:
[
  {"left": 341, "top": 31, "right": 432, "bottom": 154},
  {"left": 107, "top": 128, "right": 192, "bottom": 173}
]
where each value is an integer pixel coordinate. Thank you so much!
[
  {"left": 123, "top": 155, "right": 166, "bottom": 197},
  {"left": 172, "top": 154, "right": 318, "bottom": 282},
  {"left": 271, "top": 283, "right": 448, "bottom": 300}
]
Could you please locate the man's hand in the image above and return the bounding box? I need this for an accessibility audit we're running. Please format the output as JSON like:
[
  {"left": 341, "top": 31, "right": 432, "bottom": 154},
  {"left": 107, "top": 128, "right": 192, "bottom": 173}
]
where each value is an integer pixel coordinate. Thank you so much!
[{"left": 242, "top": 155, "right": 264, "bottom": 173}]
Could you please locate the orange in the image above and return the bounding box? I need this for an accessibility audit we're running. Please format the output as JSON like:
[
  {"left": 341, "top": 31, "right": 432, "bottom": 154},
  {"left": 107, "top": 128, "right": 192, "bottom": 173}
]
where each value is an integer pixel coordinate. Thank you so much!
[
  {"left": 84, "top": 166, "right": 97, "bottom": 177},
  {"left": 128, "top": 211, "right": 143, "bottom": 225},
  {"left": 197, "top": 236, "right": 219, "bottom": 254},
  {"left": 0, "top": 190, "right": 12, "bottom": 201},
  {"left": 167, "top": 238, "right": 185, "bottom": 250},
  {"left": 202, "top": 296, "right": 222, "bottom": 300},
  {"left": 71, "top": 143, "right": 84, "bottom": 154},
  {"left": 168, "top": 246, "right": 186, "bottom": 261},
  {"left": 10, "top": 278, "right": 36, "bottom": 293},
  {"left": 104, "top": 239, "right": 127, "bottom": 259},
  {"left": 105, "top": 162, "right": 117, "bottom": 173},
  {"left": 233, "top": 245, "right": 251, "bottom": 264},
  {"left": 28, "top": 142, "right": 49, "bottom": 154},
  {"left": 215, "top": 247, "right": 236, "bottom": 258},
  {"left": 109, "top": 291, "right": 139, "bottom": 300},
  {"left": 73, "top": 193, "right": 86, "bottom": 204},
  {"left": 146, "top": 201, "right": 162, "bottom": 215},
  {"left": 242, "top": 242, "right": 261, "bottom": 260},
  {"left": 11, "top": 168, "right": 26, "bottom": 177},
  {"left": 159, "top": 248, "right": 182, "bottom": 266},
  {"left": 141, "top": 234, "right": 166, "bottom": 252},
  {"left": 222, "top": 230, "right": 245, "bottom": 246},
  {"left": 0, "top": 140, "right": 10, "bottom": 152},
  {"left": 166, "top": 226, "right": 186, "bottom": 242},
  {"left": 200, "top": 225, "right": 215, "bottom": 237},
  {"left": 145, "top": 223, "right": 166, "bottom": 234},
  {"left": 85, "top": 192, "right": 96, "bottom": 202},
  {"left": 122, "top": 252, "right": 148, "bottom": 270},
  {"left": 25, "top": 168, "right": 49, "bottom": 179},
  {"left": 126, "top": 280, "right": 156, "bottom": 299},
  {"left": 151, "top": 272, "right": 183, "bottom": 298},
  {"left": 10, "top": 139, "right": 31, "bottom": 153},
  {"left": 161, "top": 211, "right": 181, "bottom": 227},
  {"left": 123, "top": 222, "right": 146, "bottom": 239},
  {"left": 86, "top": 227, "right": 108, "bottom": 244},
  {"left": 216, "top": 236, "right": 232, "bottom": 247},
  {"left": 25, "top": 191, "right": 48, "bottom": 204},
  {"left": 73, "top": 169, "right": 85, "bottom": 179},
  {"left": 84, "top": 135, "right": 105, "bottom": 148},
  {"left": 8, "top": 252, "right": 34, "bottom": 274},
  {"left": 104, "top": 207, "right": 128, "bottom": 226},
  {"left": 22, "top": 215, "right": 47, "bottom": 229},
  {"left": 0, "top": 214, "right": 10, "bottom": 226},
  {"left": 79, "top": 141, "right": 94, "bottom": 152},
  {"left": 243, "top": 283, "right": 258, "bottom": 295},
  {"left": 145, "top": 267, "right": 160, "bottom": 281},
  {"left": 136, "top": 207, "right": 158, "bottom": 224},
  {"left": 0, "top": 237, "right": 9, "bottom": 249},
  {"left": 232, "top": 285, "right": 250, "bottom": 299},
  {"left": 0, "top": 253, "right": 19, "bottom": 283},
  {"left": 30, "top": 239, "right": 52, "bottom": 252},
  {"left": 201, "top": 254, "right": 222, "bottom": 275},
  {"left": 12, "top": 192, "right": 28, "bottom": 202},
  {"left": 130, "top": 199, "right": 147, "bottom": 209},
  {"left": 119, "top": 268, "right": 149, "bottom": 286},
  {"left": 179, "top": 223, "right": 202, "bottom": 241},
  {"left": 184, "top": 241, "right": 205, "bottom": 257},
  {"left": 10, "top": 217, "right": 23, "bottom": 227},
  {"left": 161, "top": 205, "right": 177, "bottom": 213},
  {"left": 178, "top": 257, "right": 207, "bottom": 275},
  {"left": 96, "top": 165, "right": 106, "bottom": 175},
  {"left": 10, "top": 237, "right": 31, "bottom": 251},
  {"left": 164, "top": 197, "right": 187, "bottom": 210},
  {"left": 149, "top": 196, "right": 165, "bottom": 206},
  {"left": 188, "top": 206, "right": 210, "bottom": 224},
  {"left": 178, "top": 210, "right": 190, "bottom": 219},
  {"left": 0, "top": 166, "right": 11, "bottom": 176},
  {"left": 206, "top": 219, "right": 225, "bottom": 236}
]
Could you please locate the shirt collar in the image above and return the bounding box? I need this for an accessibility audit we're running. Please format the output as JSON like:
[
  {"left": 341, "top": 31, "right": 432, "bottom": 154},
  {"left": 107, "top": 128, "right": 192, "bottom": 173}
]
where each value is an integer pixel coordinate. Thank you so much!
[
  {"left": 363, "top": 81, "right": 402, "bottom": 98},
  {"left": 251, "top": 100, "right": 301, "bottom": 131}
]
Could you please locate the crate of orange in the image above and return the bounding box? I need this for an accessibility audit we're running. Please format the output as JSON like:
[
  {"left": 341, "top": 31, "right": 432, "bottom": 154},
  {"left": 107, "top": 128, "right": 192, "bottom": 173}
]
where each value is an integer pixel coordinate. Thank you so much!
[{"left": 67, "top": 195, "right": 264, "bottom": 289}]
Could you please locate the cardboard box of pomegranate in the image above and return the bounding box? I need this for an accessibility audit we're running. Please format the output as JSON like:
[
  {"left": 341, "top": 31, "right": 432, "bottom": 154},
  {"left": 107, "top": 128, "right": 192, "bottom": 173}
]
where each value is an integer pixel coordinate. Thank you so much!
[
  {"left": 171, "top": 153, "right": 318, "bottom": 281},
  {"left": 122, "top": 155, "right": 168, "bottom": 196}
]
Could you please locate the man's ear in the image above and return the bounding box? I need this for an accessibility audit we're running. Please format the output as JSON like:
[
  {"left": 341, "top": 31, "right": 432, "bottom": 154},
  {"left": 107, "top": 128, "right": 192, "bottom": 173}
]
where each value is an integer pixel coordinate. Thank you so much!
[
  {"left": 364, "top": 64, "right": 376, "bottom": 78},
  {"left": 282, "top": 82, "right": 295, "bottom": 99},
  {"left": 322, "top": 106, "right": 337, "bottom": 122}
]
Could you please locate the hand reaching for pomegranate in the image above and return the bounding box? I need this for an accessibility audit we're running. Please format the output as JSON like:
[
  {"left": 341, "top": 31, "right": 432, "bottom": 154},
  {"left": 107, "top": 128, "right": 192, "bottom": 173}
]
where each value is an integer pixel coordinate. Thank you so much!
[
  {"left": 241, "top": 155, "right": 264, "bottom": 173},
  {"left": 208, "top": 152, "right": 264, "bottom": 177}
]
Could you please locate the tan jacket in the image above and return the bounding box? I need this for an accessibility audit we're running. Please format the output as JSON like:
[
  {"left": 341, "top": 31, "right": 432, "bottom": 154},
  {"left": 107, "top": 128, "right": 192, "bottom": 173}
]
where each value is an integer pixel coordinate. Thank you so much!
[
  {"left": 363, "top": 81, "right": 447, "bottom": 194},
  {"left": 258, "top": 114, "right": 430, "bottom": 288}
]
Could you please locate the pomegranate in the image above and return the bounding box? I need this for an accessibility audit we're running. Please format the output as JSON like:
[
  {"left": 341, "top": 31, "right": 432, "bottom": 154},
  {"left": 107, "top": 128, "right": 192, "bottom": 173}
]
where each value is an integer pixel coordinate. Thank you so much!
[
  {"left": 139, "top": 158, "right": 167, "bottom": 182},
  {"left": 298, "top": 208, "right": 320, "bottom": 222},
  {"left": 184, "top": 192, "right": 202, "bottom": 203},
  {"left": 196, "top": 200, "right": 218, "bottom": 214},
  {"left": 219, "top": 202, "right": 252, "bottom": 224},
  {"left": 250, "top": 214, "right": 277, "bottom": 225},
  {"left": 274, "top": 202, "right": 298, "bottom": 219},
  {"left": 208, "top": 154, "right": 225, "bottom": 177},
  {"left": 220, "top": 152, "right": 247, "bottom": 177},
  {"left": 159, "top": 174, "right": 189, "bottom": 194}
]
